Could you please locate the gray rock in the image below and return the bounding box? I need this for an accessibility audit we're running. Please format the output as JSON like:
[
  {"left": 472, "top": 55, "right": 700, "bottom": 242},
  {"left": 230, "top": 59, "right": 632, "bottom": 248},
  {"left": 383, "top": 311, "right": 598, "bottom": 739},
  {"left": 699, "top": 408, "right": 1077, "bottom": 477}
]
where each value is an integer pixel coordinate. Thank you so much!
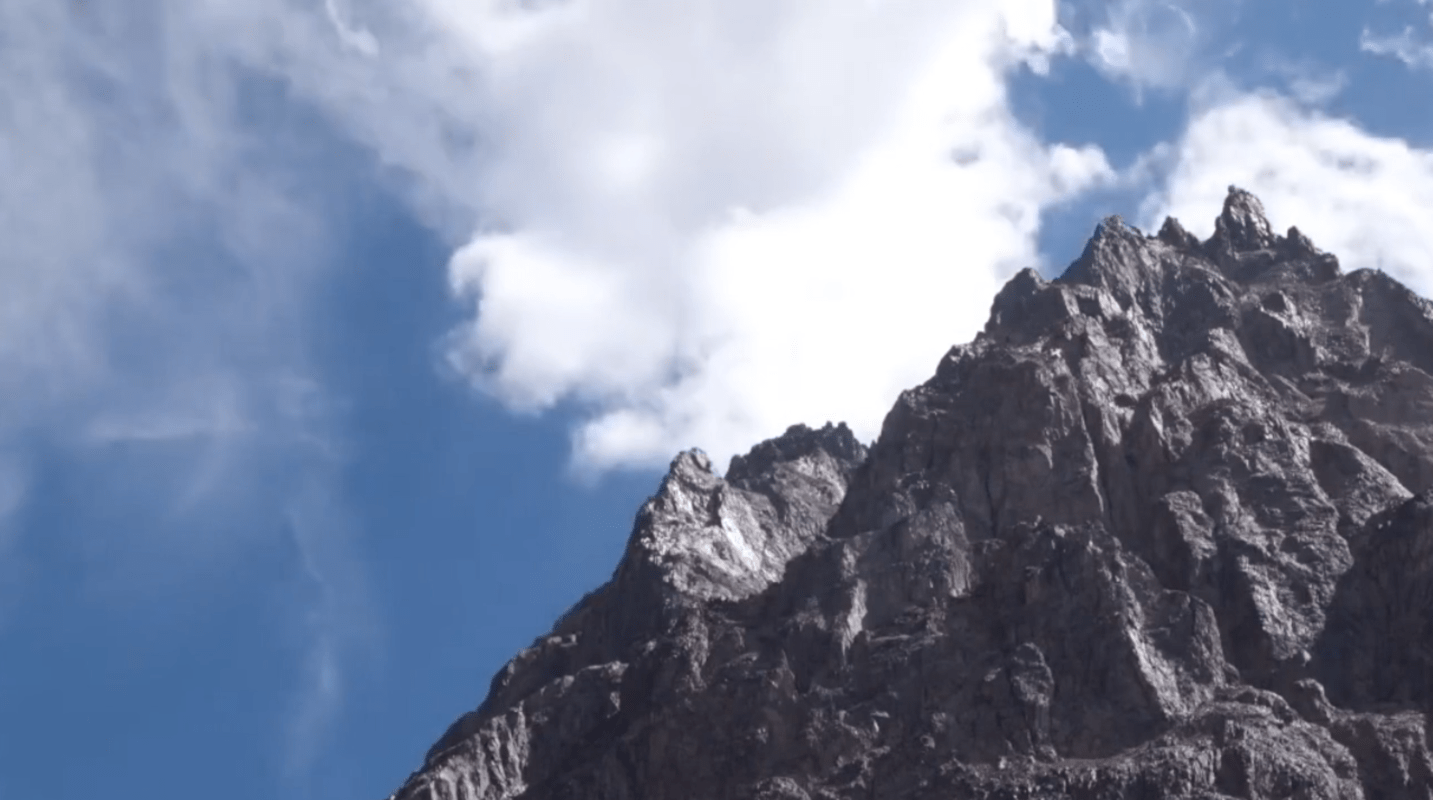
[{"left": 383, "top": 187, "right": 1433, "bottom": 799}]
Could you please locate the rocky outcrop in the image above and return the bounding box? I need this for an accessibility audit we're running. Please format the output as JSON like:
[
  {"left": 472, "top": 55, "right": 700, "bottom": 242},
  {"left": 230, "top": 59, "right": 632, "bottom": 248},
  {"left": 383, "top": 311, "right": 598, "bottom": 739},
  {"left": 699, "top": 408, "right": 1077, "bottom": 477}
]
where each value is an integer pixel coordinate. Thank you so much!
[{"left": 383, "top": 187, "right": 1433, "bottom": 799}]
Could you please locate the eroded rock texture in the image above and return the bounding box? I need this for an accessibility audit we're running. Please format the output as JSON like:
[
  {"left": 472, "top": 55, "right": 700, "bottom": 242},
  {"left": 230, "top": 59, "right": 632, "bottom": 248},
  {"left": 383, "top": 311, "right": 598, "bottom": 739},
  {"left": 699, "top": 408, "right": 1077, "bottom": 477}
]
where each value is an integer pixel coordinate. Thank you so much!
[{"left": 384, "top": 187, "right": 1433, "bottom": 800}]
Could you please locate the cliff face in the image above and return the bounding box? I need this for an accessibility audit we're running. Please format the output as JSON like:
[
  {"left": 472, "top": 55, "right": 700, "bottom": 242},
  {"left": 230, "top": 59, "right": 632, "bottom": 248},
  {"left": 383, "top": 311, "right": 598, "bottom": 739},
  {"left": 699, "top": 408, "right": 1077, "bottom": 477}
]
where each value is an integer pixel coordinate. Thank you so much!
[{"left": 385, "top": 188, "right": 1433, "bottom": 800}]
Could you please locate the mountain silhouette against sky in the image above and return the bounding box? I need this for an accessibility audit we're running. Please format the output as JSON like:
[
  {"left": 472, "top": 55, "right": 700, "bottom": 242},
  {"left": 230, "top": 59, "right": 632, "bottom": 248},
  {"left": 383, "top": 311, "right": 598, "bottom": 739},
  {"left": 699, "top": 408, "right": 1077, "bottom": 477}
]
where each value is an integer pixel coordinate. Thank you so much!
[{"left": 383, "top": 187, "right": 1433, "bottom": 800}]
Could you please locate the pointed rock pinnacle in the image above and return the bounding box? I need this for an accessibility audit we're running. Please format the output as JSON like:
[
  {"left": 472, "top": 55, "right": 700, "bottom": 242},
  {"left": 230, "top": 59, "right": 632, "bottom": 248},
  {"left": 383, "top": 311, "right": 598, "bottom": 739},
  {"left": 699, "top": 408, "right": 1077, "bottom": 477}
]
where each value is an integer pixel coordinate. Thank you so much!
[{"left": 1210, "top": 184, "right": 1276, "bottom": 253}]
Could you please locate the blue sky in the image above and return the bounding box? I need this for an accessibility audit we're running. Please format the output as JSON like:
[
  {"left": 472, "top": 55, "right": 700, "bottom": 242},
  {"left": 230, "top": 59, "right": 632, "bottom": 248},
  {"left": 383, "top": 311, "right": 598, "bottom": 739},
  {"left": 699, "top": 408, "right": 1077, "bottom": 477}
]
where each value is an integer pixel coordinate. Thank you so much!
[{"left": 7, "top": 1, "right": 1433, "bottom": 798}]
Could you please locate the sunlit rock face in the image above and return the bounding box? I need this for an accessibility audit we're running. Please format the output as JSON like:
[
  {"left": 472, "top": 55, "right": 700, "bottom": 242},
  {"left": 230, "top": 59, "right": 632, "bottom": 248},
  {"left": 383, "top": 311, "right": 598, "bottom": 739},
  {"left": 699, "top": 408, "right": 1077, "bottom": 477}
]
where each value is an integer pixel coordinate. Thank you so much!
[{"left": 384, "top": 187, "right": 1433, "bottom": 800}]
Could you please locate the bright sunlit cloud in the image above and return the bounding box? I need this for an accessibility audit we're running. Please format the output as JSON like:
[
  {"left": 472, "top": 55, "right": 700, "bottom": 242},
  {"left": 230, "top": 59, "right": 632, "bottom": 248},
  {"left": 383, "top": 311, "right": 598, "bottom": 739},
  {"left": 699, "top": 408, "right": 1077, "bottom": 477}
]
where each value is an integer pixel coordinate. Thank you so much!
[{"left": 234, "top": 0, "right": 1110, "bottom": 470}]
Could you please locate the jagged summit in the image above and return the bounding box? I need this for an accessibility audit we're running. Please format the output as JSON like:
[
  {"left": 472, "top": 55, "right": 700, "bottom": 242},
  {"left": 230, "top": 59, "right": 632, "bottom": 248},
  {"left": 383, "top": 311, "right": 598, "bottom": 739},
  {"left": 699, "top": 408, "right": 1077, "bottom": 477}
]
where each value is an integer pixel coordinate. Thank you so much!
[
  {"left": 1210, "top": 184, "right": 1277, "bottom": 253},
  {"left": 384, "top": 190, "right": 1433, "bottom": 800}
]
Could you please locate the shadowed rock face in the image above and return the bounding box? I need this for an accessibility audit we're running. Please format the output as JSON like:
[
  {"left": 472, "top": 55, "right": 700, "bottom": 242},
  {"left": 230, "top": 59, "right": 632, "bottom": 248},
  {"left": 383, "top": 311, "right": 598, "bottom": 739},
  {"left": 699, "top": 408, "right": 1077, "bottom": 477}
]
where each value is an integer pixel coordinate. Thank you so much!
[{"left": 384, "top": 187, "right": 1433, "bottom": 800}]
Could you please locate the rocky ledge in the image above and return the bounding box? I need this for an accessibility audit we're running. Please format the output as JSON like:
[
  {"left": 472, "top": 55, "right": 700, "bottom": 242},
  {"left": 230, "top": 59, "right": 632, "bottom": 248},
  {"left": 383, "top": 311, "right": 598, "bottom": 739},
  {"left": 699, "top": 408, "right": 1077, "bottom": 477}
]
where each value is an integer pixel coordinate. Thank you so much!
[{"left": 383, "top": 188, "right": 1433, "bottom": 799}]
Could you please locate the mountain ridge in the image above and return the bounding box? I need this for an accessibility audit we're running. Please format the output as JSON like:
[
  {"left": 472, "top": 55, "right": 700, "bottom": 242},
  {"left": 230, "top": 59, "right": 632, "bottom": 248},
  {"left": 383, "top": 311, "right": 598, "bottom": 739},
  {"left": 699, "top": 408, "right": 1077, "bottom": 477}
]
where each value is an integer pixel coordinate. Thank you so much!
[{"left": 384, "top": 187, "right": 1433, "bottom": 800}]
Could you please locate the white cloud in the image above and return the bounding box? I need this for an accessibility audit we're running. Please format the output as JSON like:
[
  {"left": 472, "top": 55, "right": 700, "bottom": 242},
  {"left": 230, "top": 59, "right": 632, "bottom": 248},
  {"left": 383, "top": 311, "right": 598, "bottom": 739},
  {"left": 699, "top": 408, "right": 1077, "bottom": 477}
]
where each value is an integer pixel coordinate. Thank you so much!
[
  {"left": 236, "top": 0, "right": 1109, "bottom": 470},
  {"left": 1135, "top": 90, "right": 1433, "bottom": 298},
  {"left": 1081, "top": 0, "right": 1204, "bottom": 94},
  {"left": 1362, "top": 24, "right": 1433, "bottom": 69}
]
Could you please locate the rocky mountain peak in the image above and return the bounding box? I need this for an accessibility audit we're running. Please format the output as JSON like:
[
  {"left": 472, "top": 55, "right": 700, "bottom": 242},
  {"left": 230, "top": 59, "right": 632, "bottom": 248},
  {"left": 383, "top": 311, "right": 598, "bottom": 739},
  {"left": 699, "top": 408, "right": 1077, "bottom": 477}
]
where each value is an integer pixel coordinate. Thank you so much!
[
  {"left": 384, "top": 191, "right": 1433, "bottom": 800},
  {"left": 609, "top": 422, "right": 864, "bottom": 606},
  {"left": 1211, "top": 184, "right": 1277, "bottom": 254}
]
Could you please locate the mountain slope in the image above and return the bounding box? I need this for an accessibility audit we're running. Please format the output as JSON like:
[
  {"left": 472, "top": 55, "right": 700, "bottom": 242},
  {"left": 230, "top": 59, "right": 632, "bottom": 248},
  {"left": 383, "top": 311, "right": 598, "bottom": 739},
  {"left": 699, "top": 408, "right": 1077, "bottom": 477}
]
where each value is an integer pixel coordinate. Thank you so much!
[{"left": 384, "top": 188, "right": 1433, "bottom": 800}]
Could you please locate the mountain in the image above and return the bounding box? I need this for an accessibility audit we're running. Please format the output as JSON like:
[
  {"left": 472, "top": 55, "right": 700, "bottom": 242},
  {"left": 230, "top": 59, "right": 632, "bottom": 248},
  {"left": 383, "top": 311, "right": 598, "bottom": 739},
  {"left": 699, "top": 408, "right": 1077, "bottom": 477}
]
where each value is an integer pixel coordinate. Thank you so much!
[{"left": 383, "top": 188, "right": 1433, "bottom": 799}]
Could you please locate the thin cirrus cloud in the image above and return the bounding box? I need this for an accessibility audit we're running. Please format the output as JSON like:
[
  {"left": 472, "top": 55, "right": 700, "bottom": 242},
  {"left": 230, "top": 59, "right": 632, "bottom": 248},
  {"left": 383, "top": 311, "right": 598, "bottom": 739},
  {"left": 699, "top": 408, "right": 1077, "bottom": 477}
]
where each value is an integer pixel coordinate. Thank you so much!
[
  {"left": 282, "top": 479, "right": 376, "bottom": 780},
  {"left": 1, "top": 0, "right": 370, "bottom": 770},
  {"left": 217, "top": 0, "right": 1114, "bottom": 472},
  {"left": 0, "top": 0, "right": 350, "bottom": 558},
  {"left": 0, "top": 0, "right": 335, "bottom": 442}
]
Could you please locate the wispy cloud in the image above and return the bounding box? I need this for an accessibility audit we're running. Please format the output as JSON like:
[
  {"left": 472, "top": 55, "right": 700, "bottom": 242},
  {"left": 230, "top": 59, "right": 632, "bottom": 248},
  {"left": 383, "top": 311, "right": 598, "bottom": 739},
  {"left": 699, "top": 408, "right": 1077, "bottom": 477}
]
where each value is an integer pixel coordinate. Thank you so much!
[
  {"left": 0, "top": 454, "right": 30, "bottom": 626},
  {"left": 283, "top": 479, "right": 376, "bottom": 780},
  {"left": 1362, "top": 24, "right": 1433, "bottom": 68},
  {"left": 1260, "top": 58, "right": 1349, "bottom": 107},
  {"left": 0, "top": 0, "right": 337, "bottom": 435},
  {"left": 0, "top": 0, "right": 374, "bottom": 773},
  {"left": 1360, "top": 0, "right": 1433, "bottom": 69},
  {"left": 1054, "top": 0, "right": 1248, "bottom": 102},
  {"left": 84, "top": 378, "right": 254, "bottom": 446},
  {"left": 1085, "top": 0, "right": 1202, "bottom": 93}
]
